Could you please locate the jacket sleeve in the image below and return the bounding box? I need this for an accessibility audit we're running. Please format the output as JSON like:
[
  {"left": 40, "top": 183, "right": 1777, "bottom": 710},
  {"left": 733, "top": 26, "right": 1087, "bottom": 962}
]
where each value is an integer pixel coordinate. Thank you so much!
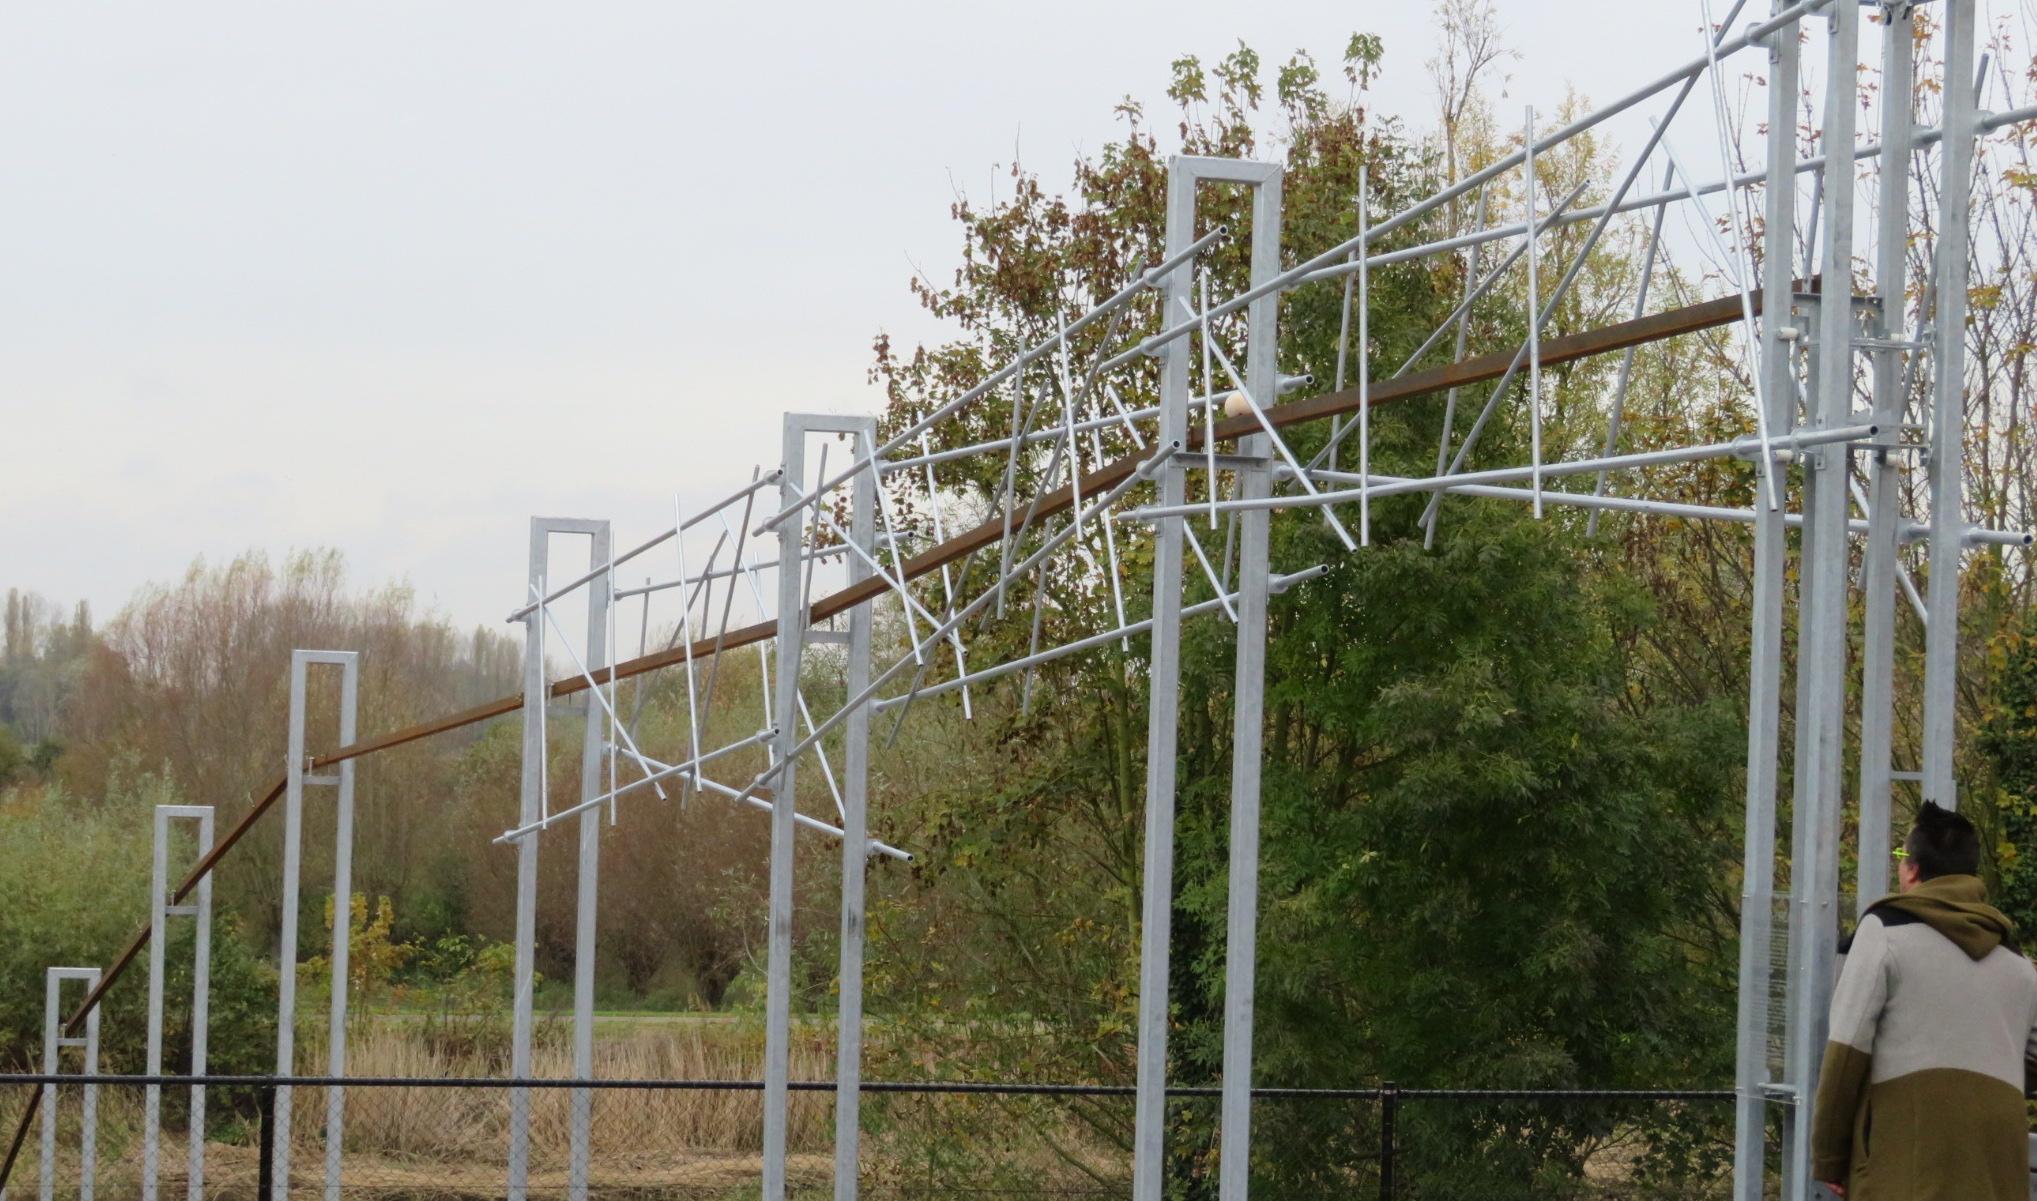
[
  {"left": 2025, "top": 976, "right": 2036, "bottom": 1098},
  {"left": 1811, "top": 914, "right": 1891, "bottom": 1183}
]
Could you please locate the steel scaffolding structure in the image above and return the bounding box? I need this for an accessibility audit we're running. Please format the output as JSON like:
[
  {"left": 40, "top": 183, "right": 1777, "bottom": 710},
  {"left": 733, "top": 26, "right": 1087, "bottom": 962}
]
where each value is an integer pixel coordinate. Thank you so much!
[{"left": 4, "top": 3, "right": 2032, "bottom": 1200}]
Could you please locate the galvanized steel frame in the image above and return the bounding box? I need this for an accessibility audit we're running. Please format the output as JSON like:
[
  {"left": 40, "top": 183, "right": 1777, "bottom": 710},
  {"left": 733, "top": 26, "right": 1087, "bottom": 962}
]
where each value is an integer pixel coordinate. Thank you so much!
[{"left": 6, "top": 7, "right": 2026, "bottom": 1201}]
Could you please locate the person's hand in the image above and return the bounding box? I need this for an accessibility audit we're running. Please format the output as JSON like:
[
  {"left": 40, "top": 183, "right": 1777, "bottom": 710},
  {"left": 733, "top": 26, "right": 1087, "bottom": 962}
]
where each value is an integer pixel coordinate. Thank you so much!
[{"left": 1822, "top": 1183, "right": 1846, "bottom": 1199}]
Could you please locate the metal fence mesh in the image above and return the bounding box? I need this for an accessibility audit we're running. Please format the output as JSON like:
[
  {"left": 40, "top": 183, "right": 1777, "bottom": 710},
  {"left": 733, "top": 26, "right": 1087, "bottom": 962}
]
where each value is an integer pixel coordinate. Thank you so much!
[{"left": 1, "top": 1077, "right": 1738, "bottom": 1201}]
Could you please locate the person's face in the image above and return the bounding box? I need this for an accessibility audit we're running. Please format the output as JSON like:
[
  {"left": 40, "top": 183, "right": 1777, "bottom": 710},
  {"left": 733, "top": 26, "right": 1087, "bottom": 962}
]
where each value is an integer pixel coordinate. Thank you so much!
[{"left": 1897, "top": 852, "right": 1921, "bottom": 892}]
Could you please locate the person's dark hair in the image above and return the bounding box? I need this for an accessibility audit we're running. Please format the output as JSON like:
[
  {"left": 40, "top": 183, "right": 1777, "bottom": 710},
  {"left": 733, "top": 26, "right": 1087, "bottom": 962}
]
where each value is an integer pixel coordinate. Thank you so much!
[{"left": 1904, "top": 802, "right": 1981, "bottom": 880}]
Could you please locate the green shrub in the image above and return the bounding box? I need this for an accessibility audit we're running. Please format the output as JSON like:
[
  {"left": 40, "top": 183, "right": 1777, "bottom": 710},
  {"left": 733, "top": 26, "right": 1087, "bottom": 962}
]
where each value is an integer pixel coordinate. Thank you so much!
[{"left": 0, "top": 771, "right": 274, "bottom": 1077}]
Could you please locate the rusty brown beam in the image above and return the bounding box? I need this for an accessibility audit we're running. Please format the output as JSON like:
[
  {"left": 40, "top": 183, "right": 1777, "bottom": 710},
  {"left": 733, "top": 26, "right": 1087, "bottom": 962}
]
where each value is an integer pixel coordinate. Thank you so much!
[{"left": 0, "top": 286, "right": 1756, "bottom": 1190}]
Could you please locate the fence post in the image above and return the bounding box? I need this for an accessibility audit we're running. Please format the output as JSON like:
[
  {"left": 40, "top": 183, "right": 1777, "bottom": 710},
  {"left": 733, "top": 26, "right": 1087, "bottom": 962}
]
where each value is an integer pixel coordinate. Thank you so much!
[
  {"left": 257, "top": 1086, "right": 276, "bottom": 1201},
  {"left": 1377, "top": 1083, "right": 1397, "bottom": 1201}
]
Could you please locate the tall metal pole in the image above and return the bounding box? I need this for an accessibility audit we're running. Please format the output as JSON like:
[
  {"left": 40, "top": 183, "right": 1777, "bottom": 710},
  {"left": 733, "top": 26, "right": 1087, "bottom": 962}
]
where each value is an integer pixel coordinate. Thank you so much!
[
  {"left": 1921, "top": 0, "right": 1978, "bottom": 811},
  {"left": 508, "top": 521, "right": 546, "bottom": 1201},
  {"left": 569, "top": 523, "right": 612, "bottom": 1201},
  {"left": 272, "top": 660, "right": 309, "bottom": 1201},
  {"left": 1786, "top": 4, "right": 1860, "bottom": 1196},
  {"left": 508, "top": 518, "right": 609, "bottom": 1201},
  {"left": 321, "top": 657, "right": 359, "bottom": 1201},
  {"left": 1215, "top": 159, "right": 1283, "bottom": 1201},
  {"left": 145, "top": 813, "right": 170, "bottom": 1201},
  {"left": 1131, "top": 155, "right": 1201, "bottom": 1201},
  {"left": 764, "top": 420, "right": 812, "bottom": 1201},
  {"left": 1732, "top": 9, "right": 1801, "bottom": 1196},
  {"left": 144, "top": 806, "right": 215, "bottom": 1201},
  {"left": 40, "top": 969, "right": 100, "bottom": 1201},
  {"left": 275, "top": 649, "right": 359, "bottom": 1201},
  {"left": 187, "top": 811, "right": 213, "bottom": 1201},
  {"left": 1857, "top": 0, "right": 1917, "bottom": 908},
  {"left": 834, "top": 420, "right": 879, "bottom": 1201}
]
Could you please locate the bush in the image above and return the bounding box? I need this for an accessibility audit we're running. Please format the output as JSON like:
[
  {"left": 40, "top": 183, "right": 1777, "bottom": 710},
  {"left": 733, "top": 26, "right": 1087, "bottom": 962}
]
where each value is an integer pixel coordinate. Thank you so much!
[{"left": 0, "top": 770, "right": 274, "bottom": 1077}]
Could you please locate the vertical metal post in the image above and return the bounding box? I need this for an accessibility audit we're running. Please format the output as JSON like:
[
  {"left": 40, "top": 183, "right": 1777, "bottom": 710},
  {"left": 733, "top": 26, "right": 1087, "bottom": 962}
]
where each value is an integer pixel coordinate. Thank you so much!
[
  {"left": 275, "top": 649, "right": 360, "bottom": 1201},
  {"left": 509, "top": 525, "right": 545, "bottom": 1201},
  {"left": 765, "top": 421, "right": 811, "bottom": 1201},
  {"left": 145, "top": 813, "right": 171, "bottom": 1201},
  {"left": 570, "top": 524, "right": 611, "bottom": 1201},
  {"left": 321, "top": 661, "right": 358, "bottom": 1201},
  {"left": 1131, "top": 155, "right": 1202, "bottom": 1201},
  {"left": 1921, "top": 0, "right": 1977, "bottom": 811},
  {"left": 1215, "top": 158, "right": 1283, "bottom": 1201},
  {"left": 507, "top": 518, "right": 610, "bottom": 1201},
  {"left": 1779, "top": 297, "right": 1822, "bottom": 1201},
  {"left": 1857, "top": 1, "right": 1917, "bottom": 908},
  {"left": 79, "top": 998, "right": 96, "bottom": 1201},
  {"left": 272, "top": 662, "right": 307, "bottom": 1201},
  {"left": 1733, "top": 8, "right": 1801, "bottom": 1198},
  {"left": 834, "top": 420, "right": 879, "bottom": 1201},
  {"left": 1376, "top": 1084, "right": 1397, "bottom": 1201},
  {"left": 256, "top": 1088, "right": 276, "bottom": 1201},
  {"left": 40, "top": 969, "right": 100, "bottom": 1201},
  {"left": 144, "top": 806, "right": 215, "bottom": 1201},
  {"left": 1786, "top": 5, "right": 1860, "bottom": 1195},
  {"left": 187, "top": 810, "right": 213, "bottom": 1201}
]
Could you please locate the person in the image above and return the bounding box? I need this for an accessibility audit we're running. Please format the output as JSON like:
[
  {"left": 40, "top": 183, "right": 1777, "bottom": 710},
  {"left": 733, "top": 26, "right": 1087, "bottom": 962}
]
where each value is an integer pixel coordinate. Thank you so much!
[{"left": 1812, "top": 801, "right": 2037, "bottom": 1199}]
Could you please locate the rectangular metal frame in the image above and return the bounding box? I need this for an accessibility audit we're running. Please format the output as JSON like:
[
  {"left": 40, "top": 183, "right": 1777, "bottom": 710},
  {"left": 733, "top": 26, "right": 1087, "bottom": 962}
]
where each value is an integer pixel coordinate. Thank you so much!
[
  {"left": 143, "top": 806, "right": 214, "bottom": 1201},
  {"left": 39, "top": 968, "right": 99, "bottom": 1201},
  {"left": 272, "top": 650, "right": 359, "bottom": 1201},
  {"left": 507, "top": 517, "right": 611, "bottom": 1201}
]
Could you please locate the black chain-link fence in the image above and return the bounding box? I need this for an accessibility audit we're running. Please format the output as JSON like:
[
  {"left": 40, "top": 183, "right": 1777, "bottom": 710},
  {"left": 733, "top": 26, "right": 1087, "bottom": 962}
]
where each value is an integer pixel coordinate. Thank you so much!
[{"left": 0, "top": 1074, "right": 1738, "bottom": 1201}]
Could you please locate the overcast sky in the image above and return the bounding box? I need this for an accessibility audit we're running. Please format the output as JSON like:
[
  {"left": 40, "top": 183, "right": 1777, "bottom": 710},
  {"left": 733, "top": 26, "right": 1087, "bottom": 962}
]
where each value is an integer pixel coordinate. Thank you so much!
[{"left": 0, "top": 1, "right": 1730, "bottom": 636}]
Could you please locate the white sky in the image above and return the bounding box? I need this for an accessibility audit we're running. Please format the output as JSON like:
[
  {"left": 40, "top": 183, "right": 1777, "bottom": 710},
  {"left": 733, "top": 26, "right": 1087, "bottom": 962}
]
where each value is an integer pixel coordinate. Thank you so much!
[{"left": 0, "top": 1, "right": 1728, "bottom": 636}]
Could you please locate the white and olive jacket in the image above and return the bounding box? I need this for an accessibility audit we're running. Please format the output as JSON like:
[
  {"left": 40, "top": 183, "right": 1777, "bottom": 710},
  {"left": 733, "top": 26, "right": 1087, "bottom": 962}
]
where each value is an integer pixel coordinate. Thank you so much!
[{"left": 1811, "top": 874, "right": 2037, "bottom": 1200}]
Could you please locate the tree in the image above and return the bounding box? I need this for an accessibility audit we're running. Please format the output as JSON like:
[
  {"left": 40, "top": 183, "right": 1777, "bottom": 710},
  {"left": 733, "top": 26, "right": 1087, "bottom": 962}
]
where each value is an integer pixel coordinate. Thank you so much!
[
  {"left": 865, "top": 30, "right": 1734, "bottom": 1199},
  {"left": 1427, "top": 0, "right": 1515, "bottom": 232},
  {"left": 1980, "top": 610, "right": 2037, "bottom": 936}
]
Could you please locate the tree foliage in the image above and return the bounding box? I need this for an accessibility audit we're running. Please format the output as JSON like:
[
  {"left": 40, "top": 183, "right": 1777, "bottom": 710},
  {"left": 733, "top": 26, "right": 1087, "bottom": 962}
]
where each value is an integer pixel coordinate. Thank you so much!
[{"left": 862, "top": 27, "right": 1743, "bottom": 1198}]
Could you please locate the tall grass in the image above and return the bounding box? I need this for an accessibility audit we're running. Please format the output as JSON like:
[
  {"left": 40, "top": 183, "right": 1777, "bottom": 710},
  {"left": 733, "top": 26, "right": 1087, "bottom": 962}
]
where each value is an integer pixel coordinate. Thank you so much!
[
  {"left": 297, "top": 1019, "right": 837, "bottom": 1163},
  {"left": 13, "top": 1019, "right": 1131, "bottom": 1199}
]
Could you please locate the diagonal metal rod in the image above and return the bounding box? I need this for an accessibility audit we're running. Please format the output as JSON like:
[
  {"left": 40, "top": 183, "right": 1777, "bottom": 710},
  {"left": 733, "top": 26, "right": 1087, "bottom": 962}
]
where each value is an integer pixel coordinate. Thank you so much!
[
  {"left": 1587, "top": 160, "right": 1677, "bottom": 536},
  {"left": 1418, "top": 4, "right": 1756, "bottom": 544},
  {"left": 539, "top": 583, "right": 668, "bottom": 805},
  {"left": 737, "top": 440, "right": 1168, "bottom": 809},
  {"left": 1190, "top": 298, "right": 1358, "bottom": 550},
  {"left": 1435, "top": 184, "right": 1491, "bottom": 483},
  {"left": 629, "top": 752, "right": 912, "bottom": 862},
  {"left": 916, "top": 429, "right": 975, "bottom": 718},
  {"left": 494, "top": 728, "right": 777, "bottom": 843},
  {"left": 762, "top": 226, "right": 1229, "bottom": 535},
  {"left": 794, "top": 689, "right": 847, "bottom": 823},
  {"left": 699, "top": 471, "right": 763, "bottom": 735},
  {"left": 1127, "top": 423, "right": 1877, "bottom": 522},
  {"left": 1305, "top": 179, "right": 1586, "bottom": 476},
  {"left": 671, "top": 497, "right": 704, "bottom": 801},
  {"left": 1099, "top": 0, "right": 1820, "bottom": 380},
  {"left": 1293, "top": 99, "right": 2037, "bottom": 297},
  {"left": 508, "top": 470, "right": 781, "bottom": 623},
  {"left": 873, "top": 566, "right": 1330, "bottom": 709}
]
